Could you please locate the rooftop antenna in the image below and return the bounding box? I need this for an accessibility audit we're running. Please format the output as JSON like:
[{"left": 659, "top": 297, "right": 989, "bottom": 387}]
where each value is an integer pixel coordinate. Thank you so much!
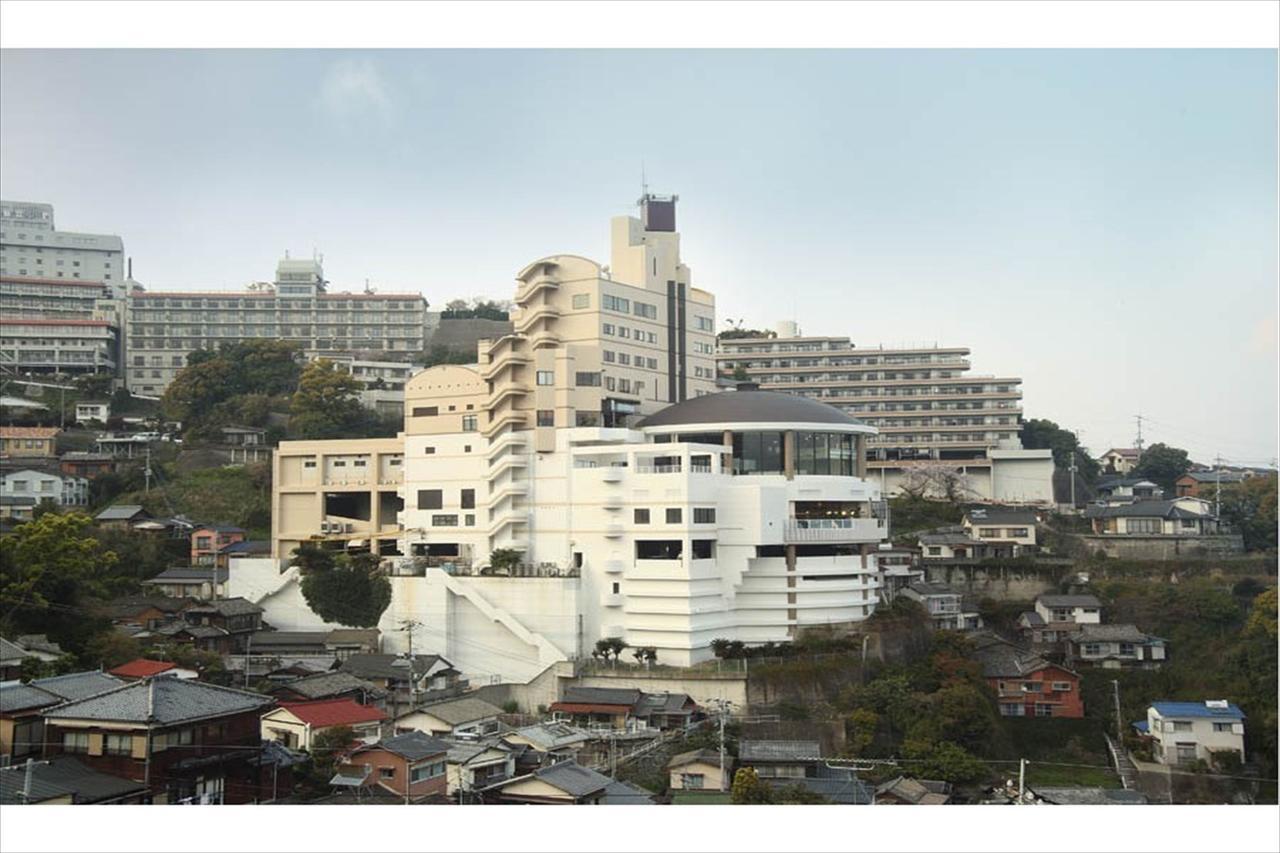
[
  {"left": 1134, "top": 414, "right": 1145, "bottom": 454},
  {"left": 641, "top": 160, "right": 648, "bottom": 200}
]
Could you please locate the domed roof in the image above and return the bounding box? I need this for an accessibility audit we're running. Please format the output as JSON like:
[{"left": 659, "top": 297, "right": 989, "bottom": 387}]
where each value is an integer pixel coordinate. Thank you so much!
[{"left": 639, "top": 390, "right": 866, "bottom": 430}]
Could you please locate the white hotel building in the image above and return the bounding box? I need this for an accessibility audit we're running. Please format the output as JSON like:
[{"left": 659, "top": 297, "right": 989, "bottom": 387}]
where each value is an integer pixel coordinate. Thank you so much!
[{"left": 248, "top": 197, "right": 888, "bottom": 682}]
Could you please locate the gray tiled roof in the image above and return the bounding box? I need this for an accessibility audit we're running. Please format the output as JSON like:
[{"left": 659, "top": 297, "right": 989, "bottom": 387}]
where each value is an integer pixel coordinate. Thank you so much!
[
  {"left": 1018, "top": 611, "right": 1046, "bottom": 627},
  {"left": 1180, "top": 471, "right": 1247, "bottom": 483},
  {"left": 0, "top": 682, "right": 63, "bottom": 714},
  {"left": 366, "top": 731, "right": 449, "bottom": 761},
  {"left": 529, "top": 761, "right": 612, "bottom": 797},
  {"left": 635, "top": 692, "right": 696, "bottom": 715},
  {"left": 339, "top": 654, "right": 448, "bottom": 681},
  {"left": 143, "top": 566, "right": 230, "bottom": 584},
  {"left": 0, "top": 637, "right": 29, "bottom": 663},
  {"left": 43, "top": 675, "right": 271, "bottom": 725},
  {"left": 918, "top": 532, "right": 976, "bottom": 546},
  {"left": 739, "top": 740, "right": 820, "bottom": 762},
  {"left": 1083, "top": 500, "right": 1208, "bottom": 520},
  {"left": 0, "top": 756, "right": 149, "bottom": 804},
  {"left": 439, "top": 736, "right": 510, "bottom": 765},
  {"left": 14, "top": 634, "right": 63, "bottom": 656},
  {"left": 1069, "top": 624, "right": 1155, "bottom": 643},
  {"left": 186, "top": 597, "right": 261, "bottom": 617},
  {"left": 965, "top": 508, "right": 1039, "bottom": 525},
  {"left": 248, "top": 631, "right": 329, "bottom": 648},
  {"left": 94, "top": 504, "right": 147, "bottom": 521},
  {"left": 971, "top": 634, "right": 1073, "bottom": 679},
  {"left": 600, "top": 779, "right": 656, "bottom": 804},
  {"left": 412, "top": 696, "right": 503, "bottom": 726},
  {"left": 270, "top": 671, "right": 385, "bottom": 701},
  {"left": 904, "top": 581, "right": 960, "bottom": 598},
  {"left": 1032, "top": 786, "right": 1147, "bottom": 805},
  {"left": 768, "top": 764, "right": 874, "bottom": 804},
  {"left": 506, "top": 722, "right": 590, "bottom": 751},
  {"left": 154, "top": 622, "right": 227, "bottom": 639},
  {"left": 30, "top": 671, "right": 124, "bottom": 702},
  {"left": 1037, "top": 594, "right": 1101, "bottom": 608},
  {"left": 875, "top": 775, "right": 952, "bottom": 804},
  {"left": 667, "top": 748, "right": 721, "bottom": 769},
  {"left": 325, "top": 629, "right": 380, "bottom": 646}
]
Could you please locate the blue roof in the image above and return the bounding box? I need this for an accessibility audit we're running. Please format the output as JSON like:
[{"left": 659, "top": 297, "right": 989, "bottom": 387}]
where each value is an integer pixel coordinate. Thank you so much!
[
  {"left": 1131, "top": 720, "right": 1149, "bottom": 733},
  {"left": 1150, "top": 701, "right": 1245, "bottom": 720}
]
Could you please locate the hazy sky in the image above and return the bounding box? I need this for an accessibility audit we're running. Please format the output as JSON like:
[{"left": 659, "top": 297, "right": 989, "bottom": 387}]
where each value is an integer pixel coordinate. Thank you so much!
[{"left": 2, "top": 49, "right": 1275, "bottom": 465}]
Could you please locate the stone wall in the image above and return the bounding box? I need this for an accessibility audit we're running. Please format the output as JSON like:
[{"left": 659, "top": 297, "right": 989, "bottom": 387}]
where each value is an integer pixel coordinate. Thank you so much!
[{"left": 1080, "top": 535, "right": 1245, "bottom": 561}]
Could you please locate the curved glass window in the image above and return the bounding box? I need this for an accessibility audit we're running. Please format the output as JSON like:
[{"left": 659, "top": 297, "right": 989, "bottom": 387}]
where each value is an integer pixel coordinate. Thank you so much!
[
  {"left": 795, "top": 431, "right": 856, "bottom": 477},
  {"left": 732, "top": 431, "right": 786, "bottom": 475}
]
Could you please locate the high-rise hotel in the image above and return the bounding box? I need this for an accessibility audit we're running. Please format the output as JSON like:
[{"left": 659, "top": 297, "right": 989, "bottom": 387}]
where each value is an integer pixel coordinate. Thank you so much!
[{"left": 253, "top": 196, "right": 889, "bottom": 681}]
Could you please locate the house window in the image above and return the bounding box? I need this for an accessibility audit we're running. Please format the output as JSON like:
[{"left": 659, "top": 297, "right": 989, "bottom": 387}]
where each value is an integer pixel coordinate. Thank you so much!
[
  {"left": 665, "top": 508, "right": 682, "bottom": 524},
  {"left": 1170, "top": 721, "right": 1193, "bottom": 733},
  {"left": 1034, "top": 704, "right": 1055, "bottom": 717},
  {"left": 1008, "top": 527, "right": 1029, "bottom": 537},
  {"left": 634, "top": 508, "right": 650, "bottom": 524},
  {"left": 379, "top": 767, "right": 396, "bottom": 780},
  {"left": 977, "top": 527, "right": 1000, "bottom": 538},
  {"left": 537, "top": 410, "right": 554, "bottom": 427},
  {"left": 303, "top": 460, "right": 317, "bottom": 468},
  {"left": 461, "top": 489, "right": 475, "bottom": 509},
  {"left": 1051, "top": 681, "right": 1072, "bottom": 692},
  {"left": 418, "top": 489, "right": 442, "bottom": 510},
  {"left": 1022, "top": 681, "right": 1041, "bottom": 692},
  {"left": 536, "top": 370, "right": 554, "bottom": 386},
  {"left": 104, "top": 733, "right": 133, "bottom": 756},
  {"left": 693, "top": 507, "right": 716, "bottom": 524},
  {"left": 682, "top": 773, "right": 705, "bottom": 789},
  {"left": 62, "top": 731, "right": 90, "bottom": 753},
  {"left": 1213, "top": 722, "right": 1234, "bottom": 733},
  {"left": 927, "top": 546, "right": 941, "bottom": 556},
  {"left": 1082, "top": 643, "right": 1102, "bottom": 656}
]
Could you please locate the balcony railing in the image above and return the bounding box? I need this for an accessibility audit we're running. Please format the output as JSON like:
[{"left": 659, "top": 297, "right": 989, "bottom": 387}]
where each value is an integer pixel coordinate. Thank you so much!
[{"left": 783, "top": 517, "right": 885, "bottom": 543}]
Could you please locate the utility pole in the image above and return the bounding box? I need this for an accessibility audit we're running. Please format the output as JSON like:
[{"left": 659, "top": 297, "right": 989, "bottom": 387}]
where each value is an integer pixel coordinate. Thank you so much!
[
  {"left": 1112, "top": 680, "right": 1123, "bottom": 742},
  {"left": 1213, "top": 454, "right": 1223, "bottom": 519},
  {"left": 1069, "top": 451, "right": 1078, "bottom": 509},
  {"left": 144, "top": 446, "right": 152, "bottom": 493},
  {"left": 1134, "top": 414, "right": 1144, "bottom": 454},
  {"left": 1017, "top": 758, "right": 1027, "bottom": 804},
  {"left": 718, "top": 700, "right": 728, "bottom": 792}
]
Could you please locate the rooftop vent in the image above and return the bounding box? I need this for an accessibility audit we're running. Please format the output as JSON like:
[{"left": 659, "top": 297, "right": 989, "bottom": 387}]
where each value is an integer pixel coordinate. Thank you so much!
[
  {"left": 734, "top": 381, "right": 759, "bottom": 392},
  {"left": 1205, "top": 700, "right": 1229, "bottom": 709}
]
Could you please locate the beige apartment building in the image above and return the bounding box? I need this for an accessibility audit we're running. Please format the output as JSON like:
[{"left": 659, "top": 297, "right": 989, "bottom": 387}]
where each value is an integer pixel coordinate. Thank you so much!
[
  {"left": 125, "top": 256, "right": 429, "bottom": 395},
  {"left": 716, "top": 323, "right": 1053, "bottom": 503}
]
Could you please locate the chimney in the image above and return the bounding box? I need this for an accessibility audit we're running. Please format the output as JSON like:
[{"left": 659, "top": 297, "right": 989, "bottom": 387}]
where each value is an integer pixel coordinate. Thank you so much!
[
  {"left": 127, "top": 257, "right": 133, "bottom": 279},
  {"left": 22, "top": 758, "right": 35, "bottom": 802}
]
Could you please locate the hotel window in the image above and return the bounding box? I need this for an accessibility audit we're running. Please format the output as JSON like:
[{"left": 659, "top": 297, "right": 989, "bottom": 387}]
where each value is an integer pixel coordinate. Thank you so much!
[
  {"left": 536, "top": 370, "right": 554, "bottom": 386},
  {"left": 461, "top": 489, "right": 475, "bottom": 509},
  {"left": 634, "top": 508, "right": 650, "bottom": 524},
  {"left": 633, "top": 301, "right": 657, "bottom": 319},
  {"left": 693, "top": 507, "right": 716, "bottom": 524},
  {"left": 691, "top": 539, "right": 715, "bottom": 559},
  {"left": 465, "top": 514, "right": 475, "bottom": 527},
  {"left": 572, "top": 293, "right": 590, "bottom": 309},
  {"left": 665, "top": 508, "right": 682, "bottom": 524},
  {"left": 575, "top": 372, "right": 601, "bottom": 387},
  {"left": 603, "top": 323, "right": 616, "bottom": 336},
  {"left": 694, "top": 315, "right": 714, "bottom": 332},
  {"left": 603, "top": 351, "right": 615, "bottom": 363},
  {"left": 536, "top": 410, "right": 554, "bottom": 427},
  {"left": 432, "top": 514, "right": 458, "bottom": 527},
  {"left": 602, "top": 294, "right": 631, "bottom": 314},
  {"left": 617, "top": 353, "right": 631, "bottom": 366},
  {"left": 412, "top": 406, "right": 439, "bottom": 417},
  {"left": 461, "top": 415, "right": 478, "bottom": 432},
  {"left": 618, "top": 327, "right": 630, "bottom": 339},
  {"left": 418, "top": 490, "right": 442, "bottom": 510}
]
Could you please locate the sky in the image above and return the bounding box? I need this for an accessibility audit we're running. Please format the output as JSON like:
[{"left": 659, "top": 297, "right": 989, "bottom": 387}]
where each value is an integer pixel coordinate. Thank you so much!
[{"left": 1, "top": 49, "right": 1275, "bottom": 466}]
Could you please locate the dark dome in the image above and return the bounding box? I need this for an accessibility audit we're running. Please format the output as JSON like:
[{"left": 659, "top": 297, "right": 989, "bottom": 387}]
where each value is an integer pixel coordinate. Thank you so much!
[{"left": 639, "top": 390, "right": 865, "bottom": 429}]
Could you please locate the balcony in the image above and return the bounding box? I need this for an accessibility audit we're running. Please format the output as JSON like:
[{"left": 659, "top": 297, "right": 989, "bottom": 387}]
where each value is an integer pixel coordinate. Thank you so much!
[
  {"left": 516, "top": 273, "right": 559, "bottom": 302},
  {"left": 783, "top": 517, "right": 885, "bottom": 544},
  {"left": 481, "top": 348, "right": 530, "bottom": 380},
  {"left": 515, "top": 303, "right": 561, "bottom": 334}
]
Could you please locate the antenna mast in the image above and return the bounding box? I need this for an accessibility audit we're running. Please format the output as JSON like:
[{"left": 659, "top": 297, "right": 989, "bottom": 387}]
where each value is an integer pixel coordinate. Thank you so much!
[{"left": 1134, "top": 414, "right": 1145, "bottom": 454}]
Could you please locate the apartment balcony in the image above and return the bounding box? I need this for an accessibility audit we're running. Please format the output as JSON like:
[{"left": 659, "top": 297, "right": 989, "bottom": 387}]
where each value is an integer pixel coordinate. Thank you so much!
[
  {"left": 481, "top": 348, "right": 530, "bottom": 380},
  {"left": 488, "top": 381, "right": 528, "bottom": 408},
  {"left": 783, "top": 517, "right": 885, "bottom": 544},
  {"left": 604, "top": 524, "right": 625, "bottom": 538},
  {"left": 602, "top": 496, "right": 624, "bottom": 511},
  {"left": 483, "top": 410, "right": 527, "bottom": 437},
  {"left": 601, "top": 467, "right": 625, "bottom": 483},
  {"left": 516, "top": 273, "right": 559, "bottom": 302},
  {"left": 514, "top": 303, "right": 561, "bottom": 334},
  {"left": 603, "top": 559, "right": 626, "bottom": 574}
]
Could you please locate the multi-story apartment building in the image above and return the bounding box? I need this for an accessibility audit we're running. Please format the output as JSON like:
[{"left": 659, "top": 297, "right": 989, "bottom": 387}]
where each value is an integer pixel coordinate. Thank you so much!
[
  {"left": 248, "top": 196, "right": 888, "bottom": 681},
  {"left": 0, "top": 201, "right": 126, "bottom": 284},
  {"left": 124, "top": 256, "right": 430, "bottom": 395},
  {"left": 1, "top": 201, "right": 129, "bottom": 377},
  {"left": 716, "top": 322, "right": 1053, "bottom": 503}
]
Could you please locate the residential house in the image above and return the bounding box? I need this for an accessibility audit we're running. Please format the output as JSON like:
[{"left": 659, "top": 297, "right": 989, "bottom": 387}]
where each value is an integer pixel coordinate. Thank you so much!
[
  {"left": 325, "top": 629, "right": 381, "bottom": 660},
  {"left": 737, "top": 740, "right": 820, "bottom": 780},
  {"left": 1083, "top": 498, "right": 1222, "bottom": 536},
  {"left": 1142, "top": 701, "right": 1245, "bottom": 767},
  {"left": 1, "top": 467, "right": 89, "bottom": 509},
  {"left": 220, "top": 539, "right": 271, "bottom": 567},
  {"left": 191, "top": 525, "right": 247, "bottom": 566},
  {"left": 971, "top": 634, "right": 1084, "bottom": 718},
  {"left": 1175, "top": 470, "right": 1248, "bottom": 498},
  {"left": 1099, "top": 448, "right": 1140, "bottom": 475},
  {"left": 73, "top": 401, "right": 110, "bottom": 423},
  {"left": 219, "top": 425, "right": 272, "bottom": 464},
  {"left": 900, "top": 582, "right": 983, "bottom": 631},
  {"left": 632, "top": 692, "right": 701, "bottom": 730},
  {"left": 962, "top": 507, "right": 1039, "bottom": 554},
  {"left": 1017, "top": 594, "right": 1102, "bottom": 646},
  {"left": 439, "top": 736, "right": 516, "bottom": 799},
  {"left": 0, "top": 426, "right": 60, "bottom": 459},
  {"left": 877, "top": 546, "right": 924, "bottom": 602},
  {"left": 1095, "top": 476, "right": 1164, "bottom": 505},
  {"left": 500, "top": 722, "right": 591, "bottom": 768},
  {"left": 93, "top": 503, "right": 151, "bottom": 530},
  {"left": 1, "top": 682, "right": 62, "bottom": 762},
  {"left": 108, "top": 659, "right": 199, "bottom": 681},
  {"left": 338, "top": 654, "right": 464, "bottom": 708},
  {"left": 394, "top": 696, "right": 503, "bottom": 739},
  {"left": 59, "top": 452, "right": 115, "bottom": 480},
  {"left": 99, "top": 595, "right": 193, "bottom": 631},
  {"left": 260, "top": 699, "right": 388, "bottom": 751},
  {"left": 600, "top": 779, "right": 657, "bottom": 804},
  {"left": 12, "top": 634, "right": 63, "bottom": 663},
  {"left": 667, "top": 748, "right": 728, "bottom": 792},
  {"left": 180, "top": 598, "right": 264, "bottom": 652},
  {"left": 874, "top": 776, "right": 953, "bottom": 805},
  {"left": 151, "top": 621, "right": 232, "bottom": 655},
  {"left": 549, "top": 686, "right": 643, "bottom": 731},
  {"left": 335, "top": 731, "right": 450, "bottom": 803},
  {"left": 0, "top": 637, "right": 37, "bottom": 680},
  {"left": 917, "top": 529, "right": 981, "bottom": 560},
  {"left": 481, "top": 760, "right": 613, "bottom": 805},
  {"left": 0, "top": 756, "right": 150, "bottom": 804},
  {"left": 141, "top": 566, "right": 229, "bottom": 599},
  {"left": 1066, "top": 624, "right": 1166, "bottom": 669},
  {"left": 0, "top": 494, "right": 37, "bottom": 521},
  {"left": 40, "top": 677, "right": 274, "bottom": 803},
  {"left": 783, "top": 763, "right": 874, "bottom": 804}
]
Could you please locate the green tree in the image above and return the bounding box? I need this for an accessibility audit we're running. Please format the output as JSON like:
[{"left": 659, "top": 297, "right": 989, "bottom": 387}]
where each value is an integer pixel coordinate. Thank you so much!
[
  {"left": 772, "top": 783, "right": 828, "bottom": 804},
  {"left": 732, "top": 365, "right": 750, "bottom": 382},
  {"left": 730, "top": 767, "right": 773, "bottom": 804},
  {"left": 902, "top": 739, "right": 988, "bottom": 785},
  {"left": 298, "top": 551, "right": 392, "bottom": 628},
  {"left": 1217, "top": 475, "right": 1278, "bottom": 552},
  {"left": 82, "top": 630, "right": 144, "bottom": 669},
  {"left": 1132, "top": 443, "right": 1192, "bottom": 493},
  {"left": 487, "top": 548, "right": 522, "bottom": 574},
  {"left": 1019, "top": 418, "right": 1100, "bottom": 484},
  {"left": 306, "top": 724, "right": 355, "bottom": 791},
  {"left": 0, "top": 512, "right": 117, "bottom": 646},
  {"left": 845, "top": 708, "right": 879, "bottom": 757},
  {"left": 288, "top": 359, "right": 367, "bottom": 439},
  {"left": 162, "top": 357, "right": 237, "bottom": 425}
]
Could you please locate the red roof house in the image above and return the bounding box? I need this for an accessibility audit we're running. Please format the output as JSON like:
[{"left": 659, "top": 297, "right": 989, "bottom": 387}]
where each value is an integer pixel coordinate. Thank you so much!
[
  {"left": 260, "top": 698, "right": 388, "bottom": 751},
  {"left": 107, "top": 659, "right": 198, "bottom": 680}
]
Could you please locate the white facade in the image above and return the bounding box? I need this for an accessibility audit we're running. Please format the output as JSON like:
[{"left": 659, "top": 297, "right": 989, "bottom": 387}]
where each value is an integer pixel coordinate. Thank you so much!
[
  {"left": 1146, "top": 702, "right": 1245, "bottom": 766},
  {"left": 0, "top": 201, "right": 126, "bottom": 285},
  {"left": 0, "top": 467, "right": 89, "bottom": 508}
]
